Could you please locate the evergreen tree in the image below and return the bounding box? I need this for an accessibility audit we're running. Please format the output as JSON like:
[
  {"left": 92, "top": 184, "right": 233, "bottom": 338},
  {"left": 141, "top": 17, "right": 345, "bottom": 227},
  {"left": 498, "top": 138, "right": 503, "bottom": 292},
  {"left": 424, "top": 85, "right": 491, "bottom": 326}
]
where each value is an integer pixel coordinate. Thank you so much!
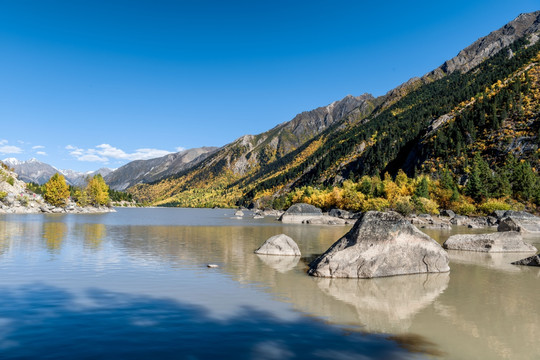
[
  {"left": 464, "top": 159, "right": 486, "bottom": 202},
  {"left": 414, "top": 177, "right": 429, "bottom": 199},
  {"left": 44, "top": 173, "right": 70, "bottom": 207}
]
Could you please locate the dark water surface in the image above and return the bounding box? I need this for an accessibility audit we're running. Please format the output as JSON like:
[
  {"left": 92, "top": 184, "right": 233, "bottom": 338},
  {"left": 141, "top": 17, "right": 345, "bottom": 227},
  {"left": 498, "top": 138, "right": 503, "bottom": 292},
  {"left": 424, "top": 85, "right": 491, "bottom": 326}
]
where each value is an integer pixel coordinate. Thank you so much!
[{"left": 0, "top": 208, "right": 538, "bottom": 359}]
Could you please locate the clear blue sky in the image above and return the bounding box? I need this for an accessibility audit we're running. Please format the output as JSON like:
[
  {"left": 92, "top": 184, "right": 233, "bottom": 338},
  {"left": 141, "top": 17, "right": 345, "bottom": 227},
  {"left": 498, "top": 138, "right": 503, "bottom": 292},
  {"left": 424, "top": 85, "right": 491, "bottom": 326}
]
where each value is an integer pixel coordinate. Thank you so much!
[{"left": 0, "top": 0, "right": 538, "bottom": 171}]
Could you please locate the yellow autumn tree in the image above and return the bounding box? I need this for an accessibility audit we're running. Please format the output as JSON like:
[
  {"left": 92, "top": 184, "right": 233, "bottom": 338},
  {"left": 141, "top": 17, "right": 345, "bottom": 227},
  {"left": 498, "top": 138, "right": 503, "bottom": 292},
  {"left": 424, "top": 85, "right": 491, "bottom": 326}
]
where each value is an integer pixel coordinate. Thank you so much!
[
  {"left": 86, "top": 174, "right": 110, "bottom": 206},
  {"left": 44, "top": 173, "right": 70, "bottom": 207}
]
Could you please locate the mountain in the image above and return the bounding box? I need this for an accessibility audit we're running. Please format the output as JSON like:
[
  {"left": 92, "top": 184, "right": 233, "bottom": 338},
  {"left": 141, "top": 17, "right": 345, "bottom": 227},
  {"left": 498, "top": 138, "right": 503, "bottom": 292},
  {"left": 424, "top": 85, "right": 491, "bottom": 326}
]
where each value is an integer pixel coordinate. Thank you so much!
[
  {"left": 3, "top": 158, "right": 60, "bottom": 185},
  {"left": 104, "top": 147, "right": 218, "bottom": 190},
  {"left": 3, "top": 158, "right": 113, "bottom": 186},
  {"left": 128, "top": 11, "right": 540, "bottom": 208},
  {"left": 61, "top": 168, "right": 114, "bottom": 187}
]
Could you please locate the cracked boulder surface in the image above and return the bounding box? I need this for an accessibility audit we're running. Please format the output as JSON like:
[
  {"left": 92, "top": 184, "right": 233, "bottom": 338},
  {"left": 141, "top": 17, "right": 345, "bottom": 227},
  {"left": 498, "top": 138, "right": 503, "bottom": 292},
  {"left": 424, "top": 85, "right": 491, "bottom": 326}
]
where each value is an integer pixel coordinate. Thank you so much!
[{"left": 308, "top": 211, "right": 449, "bottom": 278}]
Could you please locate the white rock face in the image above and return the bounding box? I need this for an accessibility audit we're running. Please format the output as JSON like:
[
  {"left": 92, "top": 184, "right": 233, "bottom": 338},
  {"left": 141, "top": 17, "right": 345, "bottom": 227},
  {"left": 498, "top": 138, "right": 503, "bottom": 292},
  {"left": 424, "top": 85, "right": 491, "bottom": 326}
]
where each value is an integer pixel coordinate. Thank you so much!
[
  {"left": 443, "top": 232, "right": 537, "bottom": 253},
  {"left": 254, "top": 234, "right": 301, "bottom": 256},
  {"left": 308, "top": 211, "right": 449, "bottom": 278}
]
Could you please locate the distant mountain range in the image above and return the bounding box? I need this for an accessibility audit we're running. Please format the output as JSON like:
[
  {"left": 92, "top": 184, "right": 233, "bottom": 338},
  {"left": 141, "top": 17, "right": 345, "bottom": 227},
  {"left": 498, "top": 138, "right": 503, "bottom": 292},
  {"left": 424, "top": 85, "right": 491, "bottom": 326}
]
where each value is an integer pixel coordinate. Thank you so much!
[
  {"left": 2, "top": 158, "right": 112, "bottom": 187},
  {"left": 3, "top": 146, "right": 217, "bottom": 190}
]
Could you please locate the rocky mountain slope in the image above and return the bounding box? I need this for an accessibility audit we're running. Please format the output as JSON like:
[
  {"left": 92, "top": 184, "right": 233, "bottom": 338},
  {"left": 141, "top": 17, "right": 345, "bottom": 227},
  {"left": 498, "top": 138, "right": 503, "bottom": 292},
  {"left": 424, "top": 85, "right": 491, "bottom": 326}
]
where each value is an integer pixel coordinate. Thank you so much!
[
  {"left": 127, "top": 11, "right": 540, "bottom": 208},
  {"left": 104, "top": 147, "right": 217, "bottom": 190}
]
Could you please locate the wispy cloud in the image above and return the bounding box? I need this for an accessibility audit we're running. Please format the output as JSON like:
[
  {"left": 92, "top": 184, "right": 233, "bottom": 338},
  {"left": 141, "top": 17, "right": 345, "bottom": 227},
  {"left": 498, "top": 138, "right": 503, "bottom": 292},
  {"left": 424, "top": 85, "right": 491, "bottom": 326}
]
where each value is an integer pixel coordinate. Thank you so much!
[
  {"left": 66, "top": 144, "right": 176, "bottom": 163},
  {"left": 0, "top": 140, "right": 23, "bottom": 154},
  {"left": 32, "top": 145, "right": 45, "bottom": 150},
  {"left": 36, "top": 151, "right": 47, "bottom": 156}
]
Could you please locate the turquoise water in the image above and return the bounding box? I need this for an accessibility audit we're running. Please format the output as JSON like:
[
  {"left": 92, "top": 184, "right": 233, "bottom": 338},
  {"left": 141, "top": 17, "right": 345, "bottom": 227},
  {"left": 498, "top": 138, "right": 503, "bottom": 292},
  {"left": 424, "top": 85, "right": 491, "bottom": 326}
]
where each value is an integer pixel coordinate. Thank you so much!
[{"left": 0, "top": 208, "right": 538, "bottom": 359}]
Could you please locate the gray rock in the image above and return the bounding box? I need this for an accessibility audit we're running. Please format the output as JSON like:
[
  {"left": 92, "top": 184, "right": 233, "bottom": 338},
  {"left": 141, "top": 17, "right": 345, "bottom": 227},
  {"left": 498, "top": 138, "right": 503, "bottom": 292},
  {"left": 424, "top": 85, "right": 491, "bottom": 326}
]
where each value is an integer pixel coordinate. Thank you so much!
[
  {"left": 302, "top": 215, "right": 350, "bottom": 225},
  {"left": 440, "top": 209, "right": 456, "bottom": 218},
  {"left": 450, "top": 215, "right": 469, "bottom": 226},
  {"left": 329, "top": 208, "right": 352, "bottom": 219},
  {"left": 491, "top": 210, "right": 507, "bottom": 219},
  {"left": 279, "top": 203, "right": 323, "bottom": 224},
  {"left": 443, "top": 232, "right": 537, "bottom": 252},
  {"left": 308, "top": 211, "right": 449, "bottom": 278},
  {"left": 234, "top": 210, "right": 244, "bottom": 217},
  {"left": 498, "top": 212, "right": 540, "bottom": 233},
  {"left": 511, "top": 254, "right": 540, "bottom": 266},
  {"left": 254, "top": 234, "right": 301, "bottom": 256}
]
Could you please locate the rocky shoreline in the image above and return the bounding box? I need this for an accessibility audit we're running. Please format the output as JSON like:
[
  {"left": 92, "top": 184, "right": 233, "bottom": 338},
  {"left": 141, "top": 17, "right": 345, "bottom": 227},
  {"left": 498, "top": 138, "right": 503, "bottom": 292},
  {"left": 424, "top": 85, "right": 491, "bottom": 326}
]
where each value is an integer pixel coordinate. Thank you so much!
[{"left": 0, "top": 168, "right": 115, "bottom": 215}]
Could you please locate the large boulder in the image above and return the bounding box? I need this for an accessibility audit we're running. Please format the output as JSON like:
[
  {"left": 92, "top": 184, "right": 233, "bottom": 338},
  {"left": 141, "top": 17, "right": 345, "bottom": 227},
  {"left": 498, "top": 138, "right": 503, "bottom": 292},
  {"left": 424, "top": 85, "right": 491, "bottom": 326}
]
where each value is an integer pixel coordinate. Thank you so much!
[
  {"left": 443, "top": 232, "right": 537, "bottom": 252},
  {"left": 308, "top": 211, "right": 449, "bottom": 278},
  {"left": 254, "top": 234, "right": 301, "bottom": 256},
  {"left": 497, "top": 211, "right": 540, "bottom": 233},
  {"left": 279, "top": 203, "right": 323, "bottom": 224},
  {"left": 303, "top": 216, "right": 350, "bottom": 225},
  {"left": 511, "top": 254, "right": 540, "bottom": 267}
]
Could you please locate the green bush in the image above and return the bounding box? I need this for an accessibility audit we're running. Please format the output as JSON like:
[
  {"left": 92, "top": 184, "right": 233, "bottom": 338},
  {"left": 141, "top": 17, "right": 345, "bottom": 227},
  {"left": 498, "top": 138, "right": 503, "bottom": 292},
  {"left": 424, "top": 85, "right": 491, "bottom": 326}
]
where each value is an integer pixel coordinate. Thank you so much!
[
  {"left": 7, "top": 176, "right": 15, "bottom": 186},
  {"left": 477, "top": 199, "right": 512, "bottom": 215},
  {"left": 0, "top": 191, "right": 7, "bottom": 201}
]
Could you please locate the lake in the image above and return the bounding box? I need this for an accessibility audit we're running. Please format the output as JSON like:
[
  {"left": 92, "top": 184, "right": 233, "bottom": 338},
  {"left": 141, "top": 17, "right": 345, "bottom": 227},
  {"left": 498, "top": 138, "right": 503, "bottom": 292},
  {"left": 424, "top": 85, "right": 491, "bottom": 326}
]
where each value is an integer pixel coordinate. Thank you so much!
[{"left": 0, "top": 208, "right": 538, "bottom": 359}]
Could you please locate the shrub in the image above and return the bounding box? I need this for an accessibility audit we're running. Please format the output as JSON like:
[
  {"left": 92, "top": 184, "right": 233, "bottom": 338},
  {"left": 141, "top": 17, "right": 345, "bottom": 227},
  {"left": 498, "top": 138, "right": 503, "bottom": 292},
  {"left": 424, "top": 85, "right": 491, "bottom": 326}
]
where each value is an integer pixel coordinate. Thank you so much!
[
  {"left": 477, "top": 198, "right": 512, "bottom": 215},
  {"left": 413, "top": 197, "right": 440, "bottom": 215},
  {"left": 7, "top": 176, "right": 15, "bottom": 186},
  {"left": 394, "top": 196, "right": 414, "bottom": 216},
  {"left": 361, "top": 197, "right": 389, "bottom": 212},
  {"left": 0, "top": 191, "right": 7, "bottom": 201},
  {"left": 451, "top": 199, "right": 476, "bottom": 216}
]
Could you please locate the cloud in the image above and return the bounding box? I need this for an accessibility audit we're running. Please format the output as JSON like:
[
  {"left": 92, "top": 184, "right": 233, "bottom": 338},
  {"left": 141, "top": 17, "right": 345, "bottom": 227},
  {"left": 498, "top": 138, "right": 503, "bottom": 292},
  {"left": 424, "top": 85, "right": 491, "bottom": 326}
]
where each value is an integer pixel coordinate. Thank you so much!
[
  {"left": 176, "top": 146, "right": 186, "bottom": 152},
  {"left": 36, "top": 151, "right": 47, "bottom": 156},
  {"left": 0, "top": 140, "right": 23, "bottom": 154},
  {"left": 66, "top": 143, "right": 175, "bottom": 163},
  {"left": 32, "top": 145, "right": 45, "bottom": 150}
]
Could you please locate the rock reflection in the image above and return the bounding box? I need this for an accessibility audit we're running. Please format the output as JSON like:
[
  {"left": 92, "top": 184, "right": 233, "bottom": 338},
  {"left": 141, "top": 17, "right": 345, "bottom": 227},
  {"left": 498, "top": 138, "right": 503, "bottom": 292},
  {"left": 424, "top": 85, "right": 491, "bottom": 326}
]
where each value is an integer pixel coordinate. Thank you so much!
[
  {"left": 314, "top": 273, "right": 450, "bottom": 333},
  {"left": 256, "top": 254, "right": 300, "bottom": 273},
  {"left": 42, "top": 222, "right": 67, "bottom": 252},
  {"left": 447, "top": 250, "right": 535, "bottom": 272}
]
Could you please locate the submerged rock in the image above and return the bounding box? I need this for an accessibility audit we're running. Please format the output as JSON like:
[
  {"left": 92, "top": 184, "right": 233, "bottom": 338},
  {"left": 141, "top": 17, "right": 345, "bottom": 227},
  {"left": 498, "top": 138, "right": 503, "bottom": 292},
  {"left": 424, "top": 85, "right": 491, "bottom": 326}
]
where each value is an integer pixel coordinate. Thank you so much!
[
  {"left": 308, "top": 211, "right": 449, "bottom": 278},
  {"left": 254, "top": 234, "right": 301, "bottom": 256},
  {"left": 511, "top": 254, "right": 540, "bottom": 266},
  {"left": 498, "top": 211, "right": 540, "bottom": 233},
  {"left": 443, "top": 232, "right": 537, "bottom": 252}
]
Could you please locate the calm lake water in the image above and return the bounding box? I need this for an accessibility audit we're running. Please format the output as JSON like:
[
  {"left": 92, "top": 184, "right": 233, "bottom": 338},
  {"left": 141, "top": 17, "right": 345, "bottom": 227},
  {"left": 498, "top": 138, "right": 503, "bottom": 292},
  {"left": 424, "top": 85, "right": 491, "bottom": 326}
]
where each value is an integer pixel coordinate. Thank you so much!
[{"left": 0, "top": 208, "right": 538, "bottom": 359}]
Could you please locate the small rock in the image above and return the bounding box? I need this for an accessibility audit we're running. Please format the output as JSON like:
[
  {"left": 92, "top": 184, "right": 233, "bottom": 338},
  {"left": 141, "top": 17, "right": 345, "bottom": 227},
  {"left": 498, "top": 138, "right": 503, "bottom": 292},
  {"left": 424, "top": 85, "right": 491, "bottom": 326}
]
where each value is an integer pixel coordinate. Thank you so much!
[
  {"left": 440, "top": 209, "right": 456, "bottom": 218},
  {"left": 207, "top": 264, "right": 219, "bottom": 268},
  {"left": 255, "top": 234, "right": 301, "bottom": 256},
  {"left": 511, "top": 254, "right": 540, "bottom": 267},
  {"left": 234, "top": 210, "right": 244, "bottom": 217}
]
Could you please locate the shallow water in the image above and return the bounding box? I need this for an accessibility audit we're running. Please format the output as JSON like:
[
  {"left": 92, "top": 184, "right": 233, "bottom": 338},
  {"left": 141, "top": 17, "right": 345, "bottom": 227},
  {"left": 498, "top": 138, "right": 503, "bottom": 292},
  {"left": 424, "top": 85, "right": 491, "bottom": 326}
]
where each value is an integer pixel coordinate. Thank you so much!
[{"left": 0, "top": 208, "right": 538, "bottom": 359}]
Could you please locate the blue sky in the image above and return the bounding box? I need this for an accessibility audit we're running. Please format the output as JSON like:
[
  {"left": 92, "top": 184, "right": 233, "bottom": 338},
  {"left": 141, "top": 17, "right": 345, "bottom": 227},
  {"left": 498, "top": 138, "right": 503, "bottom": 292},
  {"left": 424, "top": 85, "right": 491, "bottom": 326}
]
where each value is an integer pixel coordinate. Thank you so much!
[{"left": 0, "top": 1, "right": 538, "bottom": 171}]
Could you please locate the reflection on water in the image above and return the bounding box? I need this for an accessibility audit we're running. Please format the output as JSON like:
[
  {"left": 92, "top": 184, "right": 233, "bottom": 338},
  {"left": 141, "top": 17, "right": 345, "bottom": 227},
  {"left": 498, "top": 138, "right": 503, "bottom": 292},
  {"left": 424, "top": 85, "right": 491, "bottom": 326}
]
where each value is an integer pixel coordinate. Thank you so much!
[
  {"left": 0, "top": 208, "right": 539, "bottom": 359},
  {"left": 314, "top": 273, "right": 450, "bottom": 333},
  {"left": 256, "top": 254, "right": 300, "bottom": 273},
  {"left": 43, "top": 222, "right": 67, "bottom": 252}
]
